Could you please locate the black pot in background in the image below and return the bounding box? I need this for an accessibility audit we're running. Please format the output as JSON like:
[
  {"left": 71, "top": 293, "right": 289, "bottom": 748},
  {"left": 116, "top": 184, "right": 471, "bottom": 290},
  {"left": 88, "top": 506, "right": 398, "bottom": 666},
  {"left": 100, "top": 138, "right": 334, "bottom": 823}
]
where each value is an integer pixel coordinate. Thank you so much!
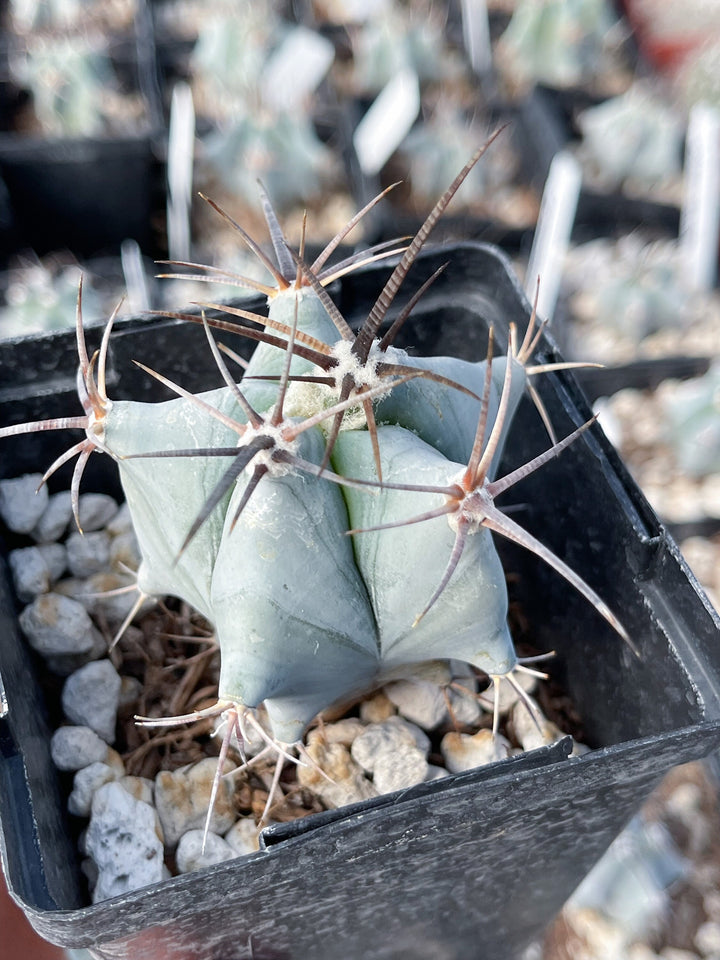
[
  {"left": 0, "top": 0, "right": 165, "bottom": 265},
  {"left": 1, "top": 242, "right": 719, "bottom": 960},
  {"left": 515, "top": 84, "right": 682, "bottom": 246},
  {"left": 0, "top": 135, "right": 164, "bottom": 263}
]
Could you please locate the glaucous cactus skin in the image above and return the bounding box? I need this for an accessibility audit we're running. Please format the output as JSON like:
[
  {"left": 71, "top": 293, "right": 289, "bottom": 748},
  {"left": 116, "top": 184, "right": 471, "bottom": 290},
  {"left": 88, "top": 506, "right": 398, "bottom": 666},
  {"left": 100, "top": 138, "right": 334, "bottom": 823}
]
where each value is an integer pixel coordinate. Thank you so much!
[
  {"left": 0, "top": 141, "right": 629, "bottom": 752},
  {"left": 107, "top": 278, "right": 525, "bottom": 743},
  {"left": 332, "top": 425, "right": 517, "bottom": 677}
]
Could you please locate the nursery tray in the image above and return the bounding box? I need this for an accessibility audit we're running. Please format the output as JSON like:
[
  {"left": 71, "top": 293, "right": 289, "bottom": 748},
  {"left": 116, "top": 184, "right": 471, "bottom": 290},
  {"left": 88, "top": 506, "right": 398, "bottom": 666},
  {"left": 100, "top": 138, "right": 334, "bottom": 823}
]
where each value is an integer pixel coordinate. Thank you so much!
[
  {"left": 515, "top": 84, "right": 682, "bottom": 244},
  {"left": 572, "top": 354, "right": 714, "bottom": 402},
  {"left": 1, "top": 242, "right": 720, "bottom": 960},
  {"left": 0, "top": 134, "right": 162, "bottom": 262}
]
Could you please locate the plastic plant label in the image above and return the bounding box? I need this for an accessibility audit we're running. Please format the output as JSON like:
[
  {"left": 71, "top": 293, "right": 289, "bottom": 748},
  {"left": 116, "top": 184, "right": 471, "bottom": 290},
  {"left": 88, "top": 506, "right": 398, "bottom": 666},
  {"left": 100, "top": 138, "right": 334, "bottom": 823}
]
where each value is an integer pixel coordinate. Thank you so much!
[
  {"left": 461, "top": 0, "right": 492, "bottom": 75},
  {"left": 680, "top": 102, "right": 720, "bottom": 293},
  {"left": 261, "top": 27, "right": 335, "bottom": 112},
  {"left": 525, "top": 150, "right": 582, "bottom": 323},
  {"left": 121, "top": 239, "right": 150, "bottom": 314},
  {"left": 166, "top": 82, "right": 195, "bottom": 264},
  {"left": 353, "top": 68, "right": 421, "bottom": 177}
]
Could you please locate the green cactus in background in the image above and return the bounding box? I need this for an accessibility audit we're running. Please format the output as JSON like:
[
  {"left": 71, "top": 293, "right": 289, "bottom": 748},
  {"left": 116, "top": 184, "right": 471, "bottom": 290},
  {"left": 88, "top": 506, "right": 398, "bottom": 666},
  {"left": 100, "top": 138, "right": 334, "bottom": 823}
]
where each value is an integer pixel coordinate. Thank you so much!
[
  {"left": 665, "top": 365, "right": 720, "bottom": 478},
  {"left": 563, "top": 236, "right": 689, "bottom": 351},
  {"left": 11, "top": 33, "right": 140, "bottom": 137},
  {"left": 576, "top": 83, "right": 683, "bottom": 191},
  {"left": 497, "top": 0, "right": 619, "bottom": 90},
  {"left": 0, "top": 257, "right": 108, "bottom": 337},
  {"left": 0, "top": 142, "right": 629, "bottom": 820}
]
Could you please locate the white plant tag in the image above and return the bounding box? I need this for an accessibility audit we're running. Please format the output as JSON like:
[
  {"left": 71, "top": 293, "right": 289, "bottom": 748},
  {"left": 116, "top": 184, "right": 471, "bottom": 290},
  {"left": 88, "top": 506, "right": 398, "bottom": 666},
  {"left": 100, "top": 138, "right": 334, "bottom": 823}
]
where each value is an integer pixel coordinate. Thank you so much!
[
  {"left": 524, "top": 151, "right": 582, "bottom": 323},
  {"left": 680, "top": 102, "right": 720, "bottom": 292},
  {"left": 121, "top": 239, "right": 151, "bottom": 314},
  {"left": 461, "top": 0, "right": 492, "bottom": 75},
  {"left": 353, "top": 68, "right": 421, "bottom": 177},
  {"left": 167, "top": 82, "right": 195, "bottom": 264},
  {"left": 261, "top": 27, "right": 335, "bottom": 112}
]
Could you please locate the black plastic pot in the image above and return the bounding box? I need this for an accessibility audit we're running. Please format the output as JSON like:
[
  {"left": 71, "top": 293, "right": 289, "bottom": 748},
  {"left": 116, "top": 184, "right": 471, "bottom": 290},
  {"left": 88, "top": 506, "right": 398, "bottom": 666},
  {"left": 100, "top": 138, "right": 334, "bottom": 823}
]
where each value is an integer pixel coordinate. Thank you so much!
[
  {"left": 0, "top": 134, "right": 163, "bottom": 263},
  {"left": 515, "top": 84, "right": 682, "bottom": 246},
  {"left": 1, "top": 242, "right": 720, "bottom": 960},
  {"left": 573, "top": 355, "right": 714, "bottom": 403},
  {"left": 0, "top": 0, "right": 165, "bottom": 264}
]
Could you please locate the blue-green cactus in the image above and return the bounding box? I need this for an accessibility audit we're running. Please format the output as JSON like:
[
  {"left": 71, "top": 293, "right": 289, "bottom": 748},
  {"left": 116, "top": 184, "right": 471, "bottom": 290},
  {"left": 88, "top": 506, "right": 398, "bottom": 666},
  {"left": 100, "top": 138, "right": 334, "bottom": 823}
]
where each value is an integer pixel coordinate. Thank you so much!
[
  {"left": 665, "top": 365, "right": 720, "bottom": 478},
  {"left": 1, "top": 144, "right": 629, "bottom": 796},
  {"left": 497, "top": 0, "right": 619, "bottom": 90}
]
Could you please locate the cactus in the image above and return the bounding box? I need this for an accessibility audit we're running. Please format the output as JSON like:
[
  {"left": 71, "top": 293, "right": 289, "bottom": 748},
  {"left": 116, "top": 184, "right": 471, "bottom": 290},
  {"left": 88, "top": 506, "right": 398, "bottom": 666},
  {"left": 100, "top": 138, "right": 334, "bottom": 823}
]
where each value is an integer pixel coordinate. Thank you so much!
[
  {"left": 11, "top": 33, "right": 141, "bottom": 138},
  {"left": 189, "top": 9, "right": 338, "bottom": 215},
  {"left": 665, "top": 364, "right": 720, "bottom": 478},
  {"left": 344, "top": 2, "right": 458, "bottom": 96},
  {"left": 496, "top": 0, "right": 619, "bottom": 90},
  {"left": 0, "top": 141, "right": 630, "bottom": 828},
  {"left": 563, "top": 236, "right": 690, "bottom": 353},
  {"left": 0, "top": 257, "right": 108, "bottom": 337},
  {"left": 576, "top": 83, "right": 683, "bottom": 191}
]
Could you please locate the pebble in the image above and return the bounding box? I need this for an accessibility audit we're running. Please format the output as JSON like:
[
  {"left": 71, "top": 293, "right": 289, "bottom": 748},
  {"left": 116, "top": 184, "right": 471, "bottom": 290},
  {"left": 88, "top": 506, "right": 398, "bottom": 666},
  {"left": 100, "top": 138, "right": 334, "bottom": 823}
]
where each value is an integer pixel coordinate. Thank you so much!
[
  {"left": 440, "top": 729, "right": 511, "bottom": 774},
  {"left": 384, "top": 678, "right": 448, "bottom": 730},
  {"left": 359, "top": 690, "right": 396, "bottom": 724},
  {"left": 19, "top": 592, "right": 104, "bottom": 660},
  {"left": 306, "top": 717, "right": 366, "bottom": 748},
  {"left": 80, "top": 572, "right": 150, "bottom": 627},
  {"left": 425, "top": 764, "right": 450, "bottom": 782},
  {"left": 118, "top": 776, "right": 154, "bottom": 806},
  {"left": 446, "top": 682, "right": 482, "bottom": 727},
  {"left": 225, "top": 818, "right": 260, "bottom": 857},
  {"left": 38, "top": 543, "right": 67, "bottom": 580},
  {"left": 66, "top": 530, "right": 112, "bottom": 578},
  {"left": 51, "top": 725, "right": 109, "bottom": 771},
  {"left": 76, "top": 494, "right": 119, "bottom": 533},
  {"left": 449, "top": 660, "right": 477, "bottom": 684},
  {"left": 511, "top": 698, "right": 564, "bottom": 752},
  {"left": 627, "top": 946, "right": 662, "bottom": 960},
  {"left": 105, "top": 501, "right": 134, "bottom": 536},
  {"left": 373, "top": 747, "right": 429, "bottom": 794},
  {"left": 62, "top": 660, "right": 122, "bottom": 743},
  {"left": 85, "top": 782, "right": 166, "bottom": 903},
  {"left": 704, "top": 890, "right": 720, "bottom": 922},
  {"left": 68, "top": 761, "right": 125, "bottom": 817},
  {"left": 54, "top": 574, "right": 142, "bottom": 632},
  {"left": 402, "top": 661, "right": 454, "bottom": 685},
  {"left": 175, "top": 829, "right": 236, "bottom": 873},
  {"left": 31, "top": 491, "right": 73, "bottom": 542},
  {"left": 695, "top": 921, "right": 720, "bottom": 956},
  {"left": 118, "top": 675, "right": 143, "bottom": 710},
  {"left": 108, "top": 531, "right": 142, "bottom": 574},
  {"left": 562, "top": 906, "right": 627, "bottom": 959},
  {"left": 105, "top": 747, "right": 126, "bottom": 774},
  {"left": 297, "top": 741, "right": 378, "bottom": 808},
  {"left": 8, "top": 544, "right": 65, "bottom": 601},
  {"left": 0, "top": 474, "right": 48, "bottom": 533},
  {"left": 351, "top": 718, "right": 430, "bottom": 774},
  {"left": 155, "top": 758, "right": 237, "bottom": 848}
]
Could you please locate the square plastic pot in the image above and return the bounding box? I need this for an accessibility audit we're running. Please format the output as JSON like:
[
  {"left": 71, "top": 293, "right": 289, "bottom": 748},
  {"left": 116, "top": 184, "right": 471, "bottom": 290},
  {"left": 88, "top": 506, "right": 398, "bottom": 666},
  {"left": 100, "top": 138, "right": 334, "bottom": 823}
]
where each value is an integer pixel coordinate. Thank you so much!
[
  {"left": 0, "top": 134, "right": 162, "bottom": 262},
  {"left": 1, "top": 242, "right": 719, "bottom": 960}
]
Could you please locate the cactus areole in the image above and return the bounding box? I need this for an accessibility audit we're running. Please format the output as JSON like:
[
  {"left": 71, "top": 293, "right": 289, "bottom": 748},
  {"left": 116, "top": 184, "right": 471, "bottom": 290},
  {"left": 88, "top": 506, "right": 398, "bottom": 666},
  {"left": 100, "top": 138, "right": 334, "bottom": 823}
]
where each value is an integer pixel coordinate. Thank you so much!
[{"left": 0, "top": 139, "right": 630, "bottom": 750}]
